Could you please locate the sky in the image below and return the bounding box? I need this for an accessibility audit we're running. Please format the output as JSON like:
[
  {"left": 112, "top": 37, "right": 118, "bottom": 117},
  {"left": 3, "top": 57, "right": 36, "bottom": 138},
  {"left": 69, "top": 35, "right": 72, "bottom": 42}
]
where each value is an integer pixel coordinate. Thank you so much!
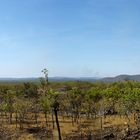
[{"left": 0, "top": 0, "right": 140, "bottom": 78}]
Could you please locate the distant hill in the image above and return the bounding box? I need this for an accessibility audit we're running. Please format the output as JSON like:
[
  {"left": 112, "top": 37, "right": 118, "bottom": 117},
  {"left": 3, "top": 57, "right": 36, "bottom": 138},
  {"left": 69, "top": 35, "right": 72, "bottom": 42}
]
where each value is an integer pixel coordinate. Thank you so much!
[
  {"left": 0, "top": 78, "right": 39, "bottom": 83},
  {"left": 0, "top": 75, "right": 140, "bottom": 83},
  {"left": 100, "top": 75, "right": 140, "bottom": 82},
  {"left": 48, "top": 77, "right": 99, "bottom": 82},
  {"left": 0, "top": 77, "right": 99, "bottom": 83}
]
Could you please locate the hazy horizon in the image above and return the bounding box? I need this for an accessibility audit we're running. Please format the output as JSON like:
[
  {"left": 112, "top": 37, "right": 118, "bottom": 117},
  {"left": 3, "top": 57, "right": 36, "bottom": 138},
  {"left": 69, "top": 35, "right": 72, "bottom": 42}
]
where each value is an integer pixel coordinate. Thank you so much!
[
  {"left": 1, "top": 73, "right": 140, "bottom": 79},
  {"left": 0, "top": 0, "right": 140, "bottom": 78}
]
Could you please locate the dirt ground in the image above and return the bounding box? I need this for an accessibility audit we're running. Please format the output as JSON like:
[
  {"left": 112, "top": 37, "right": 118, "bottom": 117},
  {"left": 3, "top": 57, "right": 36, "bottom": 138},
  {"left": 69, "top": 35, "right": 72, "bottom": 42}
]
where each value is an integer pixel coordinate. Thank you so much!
[{"left": 0, "top": 114, "right": 137, "bottom": 140}]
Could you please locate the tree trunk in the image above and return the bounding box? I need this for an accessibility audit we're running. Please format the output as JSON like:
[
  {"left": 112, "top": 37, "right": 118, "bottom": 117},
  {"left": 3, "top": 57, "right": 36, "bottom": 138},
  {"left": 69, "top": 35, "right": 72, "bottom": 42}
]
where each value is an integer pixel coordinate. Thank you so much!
[
  {"left": 52, "top": 113, "right": 55, "bottom": 129},
  {"left": 71, "top": 114, "right": 74, "bottom": 126},
  {"left": 15, "top": 111, "right": 18, "bottom": 128},
  {"left": 54, "top": 109, "right": 62, "bottom": 140},
  {"left": 45, "top": 112, "right": 48, "bottom": 126},
  {"left": 100, "top": 116, "right": 103, "bottom": 140},
  {"left": 9, "top": 112, "right": 12, "bottom": 124}
]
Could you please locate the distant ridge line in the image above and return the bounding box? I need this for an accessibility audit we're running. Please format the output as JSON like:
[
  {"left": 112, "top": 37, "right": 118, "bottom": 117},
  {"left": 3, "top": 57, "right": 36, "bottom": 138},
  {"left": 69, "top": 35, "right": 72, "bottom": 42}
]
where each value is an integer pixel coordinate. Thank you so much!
[{"left": 0, "top": 75, "right": 140, "bottom": 82}]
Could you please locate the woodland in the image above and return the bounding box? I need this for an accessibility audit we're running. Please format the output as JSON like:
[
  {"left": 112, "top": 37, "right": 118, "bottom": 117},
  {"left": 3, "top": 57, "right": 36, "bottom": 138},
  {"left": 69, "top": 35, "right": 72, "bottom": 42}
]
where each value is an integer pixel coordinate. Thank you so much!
[{"left": 0, "top": 70, "right": 139, "bottom": 139}]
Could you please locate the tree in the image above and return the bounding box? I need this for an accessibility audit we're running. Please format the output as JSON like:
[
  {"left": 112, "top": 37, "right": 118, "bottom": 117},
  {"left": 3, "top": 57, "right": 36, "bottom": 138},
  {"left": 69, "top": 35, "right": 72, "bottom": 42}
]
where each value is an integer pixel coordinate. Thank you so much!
[
  {"left": 23, "top": 82, "right": 38, "bottom": 98},
  {"left": 51, "top": 91, "right": 62, "bottom": 140},
  {"left": 4, "top": 90, "right": 16, "bottom": 124},
  {"left": 68, "top": 87, "right": 85, "bottom": 124},
  {"left": 41, "top": 68, "right": 49, "bottom": 84},
  {"left": 13, "top": 97, "right": 31, "bottom": 129},
  {"left": 40, "top": 94, "right": 51, "bottom": 126}
]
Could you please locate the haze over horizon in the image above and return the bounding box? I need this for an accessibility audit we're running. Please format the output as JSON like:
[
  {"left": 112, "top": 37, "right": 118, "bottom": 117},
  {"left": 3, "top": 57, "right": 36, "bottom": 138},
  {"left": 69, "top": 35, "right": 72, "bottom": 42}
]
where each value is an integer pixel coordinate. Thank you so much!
[{"left": 0, "top": 0, "right": 140, "bottom": 78}]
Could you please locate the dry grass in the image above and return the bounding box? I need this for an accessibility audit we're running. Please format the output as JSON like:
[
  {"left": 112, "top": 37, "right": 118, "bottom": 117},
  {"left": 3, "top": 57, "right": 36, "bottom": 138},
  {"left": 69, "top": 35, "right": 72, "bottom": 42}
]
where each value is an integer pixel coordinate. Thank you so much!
[{"left": 0, "top": 114, "right": 137, "bottom": 140}]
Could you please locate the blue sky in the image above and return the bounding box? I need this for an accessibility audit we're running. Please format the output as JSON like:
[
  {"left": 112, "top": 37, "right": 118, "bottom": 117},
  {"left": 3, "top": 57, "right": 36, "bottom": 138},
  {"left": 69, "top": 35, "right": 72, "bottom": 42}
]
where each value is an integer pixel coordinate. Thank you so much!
[{"left": 0, "top": 0, "right": 140, "bottom": 77}]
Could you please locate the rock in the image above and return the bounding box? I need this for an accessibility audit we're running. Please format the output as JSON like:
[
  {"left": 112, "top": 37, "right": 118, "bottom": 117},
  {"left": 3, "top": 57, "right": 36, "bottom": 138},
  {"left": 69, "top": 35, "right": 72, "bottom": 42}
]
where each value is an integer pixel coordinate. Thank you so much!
[{"left": 103, "top": 133, "right": 115, "bottom": 140}]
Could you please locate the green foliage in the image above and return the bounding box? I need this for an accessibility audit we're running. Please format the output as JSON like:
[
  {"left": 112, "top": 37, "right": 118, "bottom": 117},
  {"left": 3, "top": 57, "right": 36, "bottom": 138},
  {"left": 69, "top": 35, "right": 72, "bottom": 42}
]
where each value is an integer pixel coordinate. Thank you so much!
[
  {"left": 87, "top": 87, "right": 103, "bottom": 102},
  {"left": 0, "top": 80, "right": 139, "bottom": 121},
  {"left": 40, "top": 95, "right": 51, "bottom": 113},
  {"left": 23, "top": 82, "right": 38, "bottom": 98}
]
